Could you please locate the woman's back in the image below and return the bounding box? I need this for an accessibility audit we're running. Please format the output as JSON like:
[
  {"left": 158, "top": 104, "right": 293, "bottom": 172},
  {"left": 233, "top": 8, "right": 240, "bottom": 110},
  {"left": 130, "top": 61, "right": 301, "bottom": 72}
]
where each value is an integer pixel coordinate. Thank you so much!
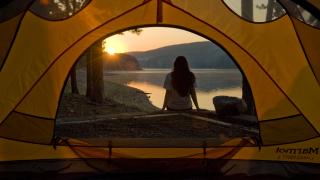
[
  {"left": 163, "top": 72, "right": 195, "bottom": 110},
  {"left": 162, "top": 56, "right": 199, "bottom": 111}
]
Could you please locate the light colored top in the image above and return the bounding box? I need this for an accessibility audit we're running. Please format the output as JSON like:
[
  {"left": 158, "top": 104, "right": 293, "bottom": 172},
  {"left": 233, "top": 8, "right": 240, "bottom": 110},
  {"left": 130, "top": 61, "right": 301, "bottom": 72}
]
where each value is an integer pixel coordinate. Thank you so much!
[{"left": 163, "top": 73, "right": 197, "bottom": 110}]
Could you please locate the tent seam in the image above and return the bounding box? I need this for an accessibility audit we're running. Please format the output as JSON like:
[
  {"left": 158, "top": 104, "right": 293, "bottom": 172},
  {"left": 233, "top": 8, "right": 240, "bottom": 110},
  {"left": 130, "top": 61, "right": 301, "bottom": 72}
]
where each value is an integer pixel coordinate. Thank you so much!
[
  {"left": 0, "top": 134, "right": 53, "bottom": 146},
  {"left": 260, "top": 114, "right": 301, "bottom": 122},
  {"left": 12, "top": 111, "right": 54, "bottom": 120},
  {"left": 0, "top": 0, "right": 35, "bottom": 71}
]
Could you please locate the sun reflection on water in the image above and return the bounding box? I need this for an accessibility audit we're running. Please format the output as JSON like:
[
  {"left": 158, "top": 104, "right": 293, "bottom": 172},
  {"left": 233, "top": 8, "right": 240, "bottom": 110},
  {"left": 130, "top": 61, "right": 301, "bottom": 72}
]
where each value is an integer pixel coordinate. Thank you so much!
[{"left": 127, "top": 81, "right": 242, "bottom": 110}]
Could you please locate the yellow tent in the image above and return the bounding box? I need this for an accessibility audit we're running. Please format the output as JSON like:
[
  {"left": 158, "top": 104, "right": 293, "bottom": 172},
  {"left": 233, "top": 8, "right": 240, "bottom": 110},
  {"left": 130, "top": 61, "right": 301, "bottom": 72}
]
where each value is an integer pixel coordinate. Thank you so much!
[{"left": 0, "top": 0, "right": 319, "bottom": 176}]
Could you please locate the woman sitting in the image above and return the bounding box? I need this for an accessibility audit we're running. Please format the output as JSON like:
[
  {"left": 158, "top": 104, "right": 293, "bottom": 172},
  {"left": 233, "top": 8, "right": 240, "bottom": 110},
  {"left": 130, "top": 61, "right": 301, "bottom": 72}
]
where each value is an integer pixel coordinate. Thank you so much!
[{"left": 162, "top": 56, "right": 200, "bottom": 111}]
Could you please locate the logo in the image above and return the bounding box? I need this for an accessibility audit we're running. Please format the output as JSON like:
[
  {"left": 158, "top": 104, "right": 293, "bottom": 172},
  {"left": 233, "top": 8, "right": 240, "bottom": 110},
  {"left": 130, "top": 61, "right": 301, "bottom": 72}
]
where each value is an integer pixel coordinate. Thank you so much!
[
  {"left": 276, "top": 147, "right": 319, "bottom": 155},
  {"left": 275, "top": 147, "right": 319, "bottom": 161}
]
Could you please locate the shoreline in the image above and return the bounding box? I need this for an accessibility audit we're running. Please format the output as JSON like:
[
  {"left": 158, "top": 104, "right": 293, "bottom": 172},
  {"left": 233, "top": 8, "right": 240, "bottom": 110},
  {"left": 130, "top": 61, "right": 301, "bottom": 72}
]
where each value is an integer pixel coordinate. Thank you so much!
[{"left": 60, "top": 70, "right": 159, "bottom": 119}]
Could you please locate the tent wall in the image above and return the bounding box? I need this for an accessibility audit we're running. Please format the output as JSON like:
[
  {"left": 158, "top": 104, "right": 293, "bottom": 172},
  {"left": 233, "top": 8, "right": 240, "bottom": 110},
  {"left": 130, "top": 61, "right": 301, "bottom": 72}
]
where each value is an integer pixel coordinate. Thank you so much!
[
  {"left": 0, "top": 13, "right": 23, "bottom": 69},
  {"left": 0, "top": 0, "right": 319, "bottom": 162},
  {"left": 308, "top": 0, "right": 320, "bottom": 10},
  {"left": 0, "top": 111, "right": 54, "bottom": 144},
  {"left": 291, "top": 18, "right": 320, "bottom": 83},
  {"left": 259, "top": 115, "right": 318, "bottom": 145}
]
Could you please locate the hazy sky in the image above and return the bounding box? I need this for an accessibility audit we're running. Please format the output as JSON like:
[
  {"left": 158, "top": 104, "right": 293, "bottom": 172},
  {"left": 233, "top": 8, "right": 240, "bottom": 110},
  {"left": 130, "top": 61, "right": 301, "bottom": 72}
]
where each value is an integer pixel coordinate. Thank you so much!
[{"left": 103, "top": 27, "right": 207, "bottom": 53}]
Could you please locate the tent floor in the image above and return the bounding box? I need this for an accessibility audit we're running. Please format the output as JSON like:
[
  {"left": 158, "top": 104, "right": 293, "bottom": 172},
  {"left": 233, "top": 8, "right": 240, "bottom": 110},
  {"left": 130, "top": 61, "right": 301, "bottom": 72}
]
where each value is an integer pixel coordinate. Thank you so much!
[{"left": 0, "top": 173, "right": 291, "bottom": 180}]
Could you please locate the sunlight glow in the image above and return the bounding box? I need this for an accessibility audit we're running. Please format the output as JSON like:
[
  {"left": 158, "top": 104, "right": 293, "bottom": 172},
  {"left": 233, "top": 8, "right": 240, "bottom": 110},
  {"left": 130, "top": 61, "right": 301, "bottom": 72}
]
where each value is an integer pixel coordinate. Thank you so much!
[
  {"left": 102, "top": 39, "right": 126, "bottom": 54},
  {"left": 106, "top": 47, "right": 116, "bottom": 55}
]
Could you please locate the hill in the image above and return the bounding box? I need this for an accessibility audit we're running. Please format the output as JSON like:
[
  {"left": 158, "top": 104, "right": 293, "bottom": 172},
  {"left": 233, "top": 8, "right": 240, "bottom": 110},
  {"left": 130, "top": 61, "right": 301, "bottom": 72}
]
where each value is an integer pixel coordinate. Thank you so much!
[
  {"left": 103, "top": 53, "right": 142, "bottom": 71},
  {"left": 128, "top": 41, "right": 236, "bottom": 69},
  {"left": 76, "top": 53, "right": 142, "bottom": 71}
]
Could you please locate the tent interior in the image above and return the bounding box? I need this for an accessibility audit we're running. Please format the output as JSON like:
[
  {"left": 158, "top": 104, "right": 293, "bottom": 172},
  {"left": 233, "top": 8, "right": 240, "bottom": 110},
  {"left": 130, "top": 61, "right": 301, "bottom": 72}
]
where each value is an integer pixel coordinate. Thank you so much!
[{"left": 0, "top": 0, "right": 320, "bottom": 178}]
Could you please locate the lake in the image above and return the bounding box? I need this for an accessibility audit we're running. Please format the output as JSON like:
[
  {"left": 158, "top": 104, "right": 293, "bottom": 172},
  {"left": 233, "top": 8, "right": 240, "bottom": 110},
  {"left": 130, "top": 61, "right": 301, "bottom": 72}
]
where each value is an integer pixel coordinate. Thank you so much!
[{"left": 104, "top": 69, "right": 243, "bottom": 110}]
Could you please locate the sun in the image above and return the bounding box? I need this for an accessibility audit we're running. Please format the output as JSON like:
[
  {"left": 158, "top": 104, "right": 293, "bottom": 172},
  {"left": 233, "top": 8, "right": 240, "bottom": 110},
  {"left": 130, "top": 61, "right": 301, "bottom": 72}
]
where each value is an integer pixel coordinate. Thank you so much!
[
  {"left": 102, "top": 39, "right": 127, "bottom": 55},
  {"left": 106, "top": 47, "right": 116, "bottom": 55}
]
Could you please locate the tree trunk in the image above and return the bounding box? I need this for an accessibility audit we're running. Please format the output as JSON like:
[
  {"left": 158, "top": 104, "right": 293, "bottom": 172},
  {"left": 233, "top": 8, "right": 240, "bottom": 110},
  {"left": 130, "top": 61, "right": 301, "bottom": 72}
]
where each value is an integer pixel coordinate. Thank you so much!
[
  {"left": 241, "top": 0, "right": 253, "bottom": 21},
  {"left": 88, "top": 41, "right": 105, "bottom": 103},
  {"left": 70, "top": 66, "right": 79, "bottom": 94},
  {"left": 280, "top": 0, "right": 305, "bottom": 21},
  {"left": 86, "top": 49, "right": 93, "bottom": 98},
  {"left": 241, "top": 0, "right": 255, "bottom": 115},
  {"left": 266, "top": 0, "right": 275, "bottom": 21},
  {"left": 242, "top": 76, "right": 255, "bottom": 115}
]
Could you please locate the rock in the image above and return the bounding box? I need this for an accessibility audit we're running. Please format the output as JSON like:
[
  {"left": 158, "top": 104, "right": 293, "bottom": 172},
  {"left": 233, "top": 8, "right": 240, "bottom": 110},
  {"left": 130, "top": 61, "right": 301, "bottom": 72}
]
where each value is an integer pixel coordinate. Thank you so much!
[{"left": 213, "top": 96, "right": 247, "bottom": 115}]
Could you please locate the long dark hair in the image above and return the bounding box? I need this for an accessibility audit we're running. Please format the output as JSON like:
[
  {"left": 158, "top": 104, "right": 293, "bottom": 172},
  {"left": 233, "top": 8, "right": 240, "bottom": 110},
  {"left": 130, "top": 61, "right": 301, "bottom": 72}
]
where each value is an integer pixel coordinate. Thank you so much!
[{"left": 171, "top": 56, "right": 195, "bottom": 97}]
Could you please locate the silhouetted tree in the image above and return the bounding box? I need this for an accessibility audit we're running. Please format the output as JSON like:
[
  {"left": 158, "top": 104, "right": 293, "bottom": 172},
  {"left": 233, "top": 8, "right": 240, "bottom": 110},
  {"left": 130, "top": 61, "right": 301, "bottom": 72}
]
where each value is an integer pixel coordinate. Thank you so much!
[
  {"left": 241, "top": 0, "right": 255, "bottom": 115},
  {"left": 266, "top": 0, "right": 276, "bottom": 21},
  {"left": 280, "top": 0, "right": 320, "bottom": 27},
  {"left": 70, "top": 66, "right": 79, "bottom": 94},
  {"left": 86, "top": 28, "right": 143, "bottom": 102},
  {"left": 241, "top": 0, "right": 253, "bottom": 21},
  {"left": 256, "top": 0, "right": 285, "bottom": 21},
  {"left": 85, "top": 49, "right": 93, "bottom": 98},
  {"left": 87, "top": 41, "right": 105, "bottom": 103}
]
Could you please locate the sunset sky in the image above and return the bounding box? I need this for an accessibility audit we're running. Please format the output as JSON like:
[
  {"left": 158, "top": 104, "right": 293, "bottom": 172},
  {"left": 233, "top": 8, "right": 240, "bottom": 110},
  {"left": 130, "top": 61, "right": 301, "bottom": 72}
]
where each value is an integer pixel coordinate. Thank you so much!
[{"left": 103, "top": 27, "right": 207, "bottom": 53}]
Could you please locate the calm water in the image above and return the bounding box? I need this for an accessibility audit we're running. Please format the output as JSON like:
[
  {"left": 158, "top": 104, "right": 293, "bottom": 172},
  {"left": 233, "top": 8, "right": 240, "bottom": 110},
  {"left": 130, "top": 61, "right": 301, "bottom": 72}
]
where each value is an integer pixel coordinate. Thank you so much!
[{"left": 104, "top": 69, "right": 242, "bottom": 110}]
